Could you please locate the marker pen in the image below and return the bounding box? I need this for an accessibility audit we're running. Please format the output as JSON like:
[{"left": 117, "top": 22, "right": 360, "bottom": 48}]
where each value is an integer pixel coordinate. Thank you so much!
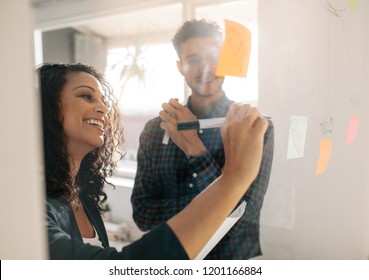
[
  {"left": 177, "top": 117, "right": 225, "bottom": 130},
  {"left": 177, "top": 116, "right": 271, "bottom": 131}
]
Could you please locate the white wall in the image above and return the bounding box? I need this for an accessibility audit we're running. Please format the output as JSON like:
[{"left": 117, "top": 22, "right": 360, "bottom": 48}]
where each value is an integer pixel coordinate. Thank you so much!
[
  {"left": 0, "top": 0, "right": 46, "bottom": 259},
  {"left": 258, "top": 0, "right": 369, "bottom": 259}
]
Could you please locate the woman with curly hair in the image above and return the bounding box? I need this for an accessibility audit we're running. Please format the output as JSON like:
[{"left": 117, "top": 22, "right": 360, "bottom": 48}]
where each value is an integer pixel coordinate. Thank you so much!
[{"left": 39, "top": 62, "right": 268, "bottom": 259}]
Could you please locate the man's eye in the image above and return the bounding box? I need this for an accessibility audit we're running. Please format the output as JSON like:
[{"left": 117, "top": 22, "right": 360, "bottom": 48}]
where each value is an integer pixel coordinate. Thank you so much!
[{"left": 188, "top": 57, "right": 201, "bottom": 65}]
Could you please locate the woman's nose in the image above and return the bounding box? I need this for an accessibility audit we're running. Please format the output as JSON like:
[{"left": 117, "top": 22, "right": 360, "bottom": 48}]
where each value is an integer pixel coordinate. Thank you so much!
[{"left": 95, "top": 100, "right": 109, "bottom": 115}]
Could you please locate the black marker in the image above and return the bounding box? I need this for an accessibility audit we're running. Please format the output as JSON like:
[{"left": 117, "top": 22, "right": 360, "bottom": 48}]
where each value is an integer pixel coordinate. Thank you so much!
[
  {"left": 177, "top": 116, "right": 271, "bottom": 131},
  {"left": 177, "top": 118, "right": 224, "bottom": 130}
]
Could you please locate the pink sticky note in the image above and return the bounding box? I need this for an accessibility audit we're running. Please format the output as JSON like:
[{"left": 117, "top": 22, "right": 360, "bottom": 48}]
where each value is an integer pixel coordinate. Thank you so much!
[
  {"left": 346, "top": 114, "right": 359, "bottom": 144},
  {"left": 315, "top": 140, "right": 333, "bottom": 176}
]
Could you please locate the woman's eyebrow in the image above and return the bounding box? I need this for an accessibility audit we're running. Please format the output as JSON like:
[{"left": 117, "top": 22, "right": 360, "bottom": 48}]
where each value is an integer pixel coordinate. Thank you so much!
[{"left": 73, "top": 85, "right": 95, "bottom": 91}]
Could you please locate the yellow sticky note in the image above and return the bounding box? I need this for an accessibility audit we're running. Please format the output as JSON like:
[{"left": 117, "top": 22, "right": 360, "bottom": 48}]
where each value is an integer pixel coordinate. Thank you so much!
[
  {"left": 315, "top": 140, "right": 333, "bottom": 176},
  {"left": 215, "top": 19, "right": 251, "bottom": 77},
  {"left": 348, "top": 0, "right": 359, "bottom": 12},
  {"left": 346, "top": 114, "right": 359, "bottom": 144}
]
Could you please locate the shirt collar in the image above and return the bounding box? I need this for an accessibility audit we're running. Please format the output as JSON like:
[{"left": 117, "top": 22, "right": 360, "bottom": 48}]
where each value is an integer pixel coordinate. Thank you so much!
[{"left": 186, "top": 94, "right": 233, "bottom": 119}]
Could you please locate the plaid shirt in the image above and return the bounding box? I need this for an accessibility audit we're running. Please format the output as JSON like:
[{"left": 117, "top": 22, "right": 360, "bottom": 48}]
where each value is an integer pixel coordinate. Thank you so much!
[{"left": 131, "top": 95, "right": 274, "bottom": 259}]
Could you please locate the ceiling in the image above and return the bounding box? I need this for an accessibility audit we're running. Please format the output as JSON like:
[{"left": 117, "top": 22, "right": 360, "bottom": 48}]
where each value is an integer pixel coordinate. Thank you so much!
[
  {"left": 34, "top": 0, "right": 257, "bottom": 46},
  {"left": 71, "top": 3, "right": 182, "bottom": 40},
  {"left": 33, "top": 0, "right": 183, "bottom": 42}
]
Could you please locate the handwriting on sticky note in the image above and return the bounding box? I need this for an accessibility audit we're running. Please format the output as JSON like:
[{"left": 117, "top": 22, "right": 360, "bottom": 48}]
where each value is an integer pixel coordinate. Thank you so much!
[
  {"left": 315, "top": 140, "right": 333, "bottom": 176},
  {"left": 319, "top": 117, "right": 334, "bottom": 134},
  {"left": 287, "top": 116, "right": 308, "bottom": 159},
  {"left": 346, "top": 114, "right": 359, "bottom": 144},
  {"left": 215, "top": 19, "right": 251, "bottom": 77}
]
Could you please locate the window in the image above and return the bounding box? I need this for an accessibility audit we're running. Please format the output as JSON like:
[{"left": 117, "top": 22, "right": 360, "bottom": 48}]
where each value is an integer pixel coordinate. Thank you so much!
[
  {"left": 104, "top": 0, "right": 259, "bottom": 173},
  {"left": 195, "top": 0, "right": 258, "bottom": 104},
  {"left": 37, "top": 0, "right": 259, "bottom": 176},
  {"left": 105, "top": 43, "right": 184, "bottom": 162}
]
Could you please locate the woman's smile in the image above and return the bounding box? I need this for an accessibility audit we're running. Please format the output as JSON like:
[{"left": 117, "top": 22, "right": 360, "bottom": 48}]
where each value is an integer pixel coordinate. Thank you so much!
[{"left": 83, "top": 118, "right": 105, "bottom": 130}]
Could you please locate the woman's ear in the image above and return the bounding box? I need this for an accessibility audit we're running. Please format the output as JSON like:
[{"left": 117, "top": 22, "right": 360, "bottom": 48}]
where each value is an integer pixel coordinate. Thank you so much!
[{"left": 176, "top": 60, "right": 184, "bottom": 76}]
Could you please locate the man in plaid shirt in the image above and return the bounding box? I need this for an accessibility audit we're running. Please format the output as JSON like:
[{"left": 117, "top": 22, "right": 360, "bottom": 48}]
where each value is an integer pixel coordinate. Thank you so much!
[{"left": 131, "top": 19, "right": 274, "bottom": 259}]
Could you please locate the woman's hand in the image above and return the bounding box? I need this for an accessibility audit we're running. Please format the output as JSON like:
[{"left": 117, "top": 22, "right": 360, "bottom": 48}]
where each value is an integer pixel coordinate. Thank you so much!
[{"left": 221, "top": 103, "right": 268, "bottom": 184}]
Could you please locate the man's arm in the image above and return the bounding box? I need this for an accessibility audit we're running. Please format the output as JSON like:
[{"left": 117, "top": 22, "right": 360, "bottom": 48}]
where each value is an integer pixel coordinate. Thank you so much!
[
  {"left": 131, "top": 118, "right": 222, "bottom": 231},
  {"left": 131, "top": 126, "right": 195, "bottom": 230},
  {"left": 243, "top": 119, "right": 274, "bottom": 219}
]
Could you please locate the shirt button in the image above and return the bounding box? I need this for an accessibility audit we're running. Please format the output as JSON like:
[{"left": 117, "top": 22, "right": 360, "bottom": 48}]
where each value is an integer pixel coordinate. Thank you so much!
[
  {"left": 192, "top": 173, "right": 197, "bottom": 178},
  {"left": 199, "top": 129, "right": 203, "bottom": 134},
  {"left": 189, "top": 183, "right": 194, "bottom": 188}
]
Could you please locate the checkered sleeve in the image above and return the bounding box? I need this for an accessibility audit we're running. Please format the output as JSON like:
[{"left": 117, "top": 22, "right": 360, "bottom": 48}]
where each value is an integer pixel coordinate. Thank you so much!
[
  {"left": 130, "top": 118, "right": 216, "bottom": 231},
  {"left": 187, "top": 151, "right": 222, "bottom": 192},
  {"left": 243, "top": 118, "right": 274, "bottom": 219}
]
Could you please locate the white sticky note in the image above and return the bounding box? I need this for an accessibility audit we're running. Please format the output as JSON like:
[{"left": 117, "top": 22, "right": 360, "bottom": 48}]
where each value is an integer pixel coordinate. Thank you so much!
[{"left": 287, "top": 116, "right": 308, "bottom": 159}]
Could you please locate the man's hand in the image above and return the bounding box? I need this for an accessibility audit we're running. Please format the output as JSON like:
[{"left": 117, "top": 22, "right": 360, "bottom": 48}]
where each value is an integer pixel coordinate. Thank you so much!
[{"left": 159, "top": 98, "right": 207, "bottom": 157}]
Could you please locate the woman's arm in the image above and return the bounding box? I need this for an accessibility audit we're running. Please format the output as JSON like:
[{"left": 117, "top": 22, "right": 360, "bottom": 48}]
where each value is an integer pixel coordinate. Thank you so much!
[{"left": 165, "top": 104, "right": 268, "bottom": 259}]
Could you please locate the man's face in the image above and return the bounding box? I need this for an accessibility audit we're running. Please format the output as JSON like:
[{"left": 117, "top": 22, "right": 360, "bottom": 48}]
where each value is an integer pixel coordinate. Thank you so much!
[{"left": 177, "top": 37, "right": 225, "bottom": 97}]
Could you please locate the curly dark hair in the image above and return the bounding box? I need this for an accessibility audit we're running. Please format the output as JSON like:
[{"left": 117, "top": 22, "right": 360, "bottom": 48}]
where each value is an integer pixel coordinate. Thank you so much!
[
  {"left": 37, "top": 63, "right": 124, "bottom": 208},
  {"left": 172, "top": 19, "right": 223, "bottom": 58}
]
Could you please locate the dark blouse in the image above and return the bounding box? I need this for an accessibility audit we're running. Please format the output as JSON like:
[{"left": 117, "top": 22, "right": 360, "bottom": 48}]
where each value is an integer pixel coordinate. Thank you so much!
[{"left": 46, "top": 195, "right": 188, "bottom": 260}]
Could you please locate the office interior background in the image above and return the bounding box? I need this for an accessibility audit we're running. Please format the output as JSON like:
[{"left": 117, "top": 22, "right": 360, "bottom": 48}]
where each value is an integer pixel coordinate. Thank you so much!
[{"left": 1, "top": 0, "right": 368, "bottom": 260}]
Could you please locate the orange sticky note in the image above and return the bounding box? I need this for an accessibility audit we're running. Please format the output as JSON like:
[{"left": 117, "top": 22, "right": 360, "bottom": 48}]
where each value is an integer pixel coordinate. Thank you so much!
[
  {"left": 315, "top": 140, "right": 333, "bottom": 176},
  {"left": 215, "top": 19, "right": 251, "bottom": 77},
  {"left": 346, "top": 114, "right": 359, "bottom": 144}
]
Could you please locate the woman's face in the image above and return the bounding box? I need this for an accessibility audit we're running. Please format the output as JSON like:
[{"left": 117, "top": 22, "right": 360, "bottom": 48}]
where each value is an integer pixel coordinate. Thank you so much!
[{"left": 60, "top": 72, "right": 108, "bottom": 158}]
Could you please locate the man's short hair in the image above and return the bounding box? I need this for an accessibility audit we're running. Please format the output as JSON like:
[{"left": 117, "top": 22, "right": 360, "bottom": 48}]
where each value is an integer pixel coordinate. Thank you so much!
[{"left": 172, "top": 19, "right": 223, "bottom": 58}]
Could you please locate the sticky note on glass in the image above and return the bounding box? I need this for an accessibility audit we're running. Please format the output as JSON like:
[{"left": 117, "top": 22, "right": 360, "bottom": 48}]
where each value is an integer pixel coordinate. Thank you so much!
[
  {"left": 348, "top": 0, "right": 359, "bottom": 12},
  {"left": 345, "top": 114, "right": 359, "bottom": 144},
  {"left": 315, "top": 140, "right": 333, "bottom": 176},
  {"left": 215, "top": 19, "right": 251, "bottom": 77},
  {"left": 287, "top": 116, "right": 308, "bottom": 159}
]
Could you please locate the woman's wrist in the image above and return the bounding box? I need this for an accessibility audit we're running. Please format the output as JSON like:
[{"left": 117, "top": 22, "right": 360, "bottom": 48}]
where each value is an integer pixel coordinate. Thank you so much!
[{"left": 221, "top": 167, "right": 254, "bottom": 193}]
